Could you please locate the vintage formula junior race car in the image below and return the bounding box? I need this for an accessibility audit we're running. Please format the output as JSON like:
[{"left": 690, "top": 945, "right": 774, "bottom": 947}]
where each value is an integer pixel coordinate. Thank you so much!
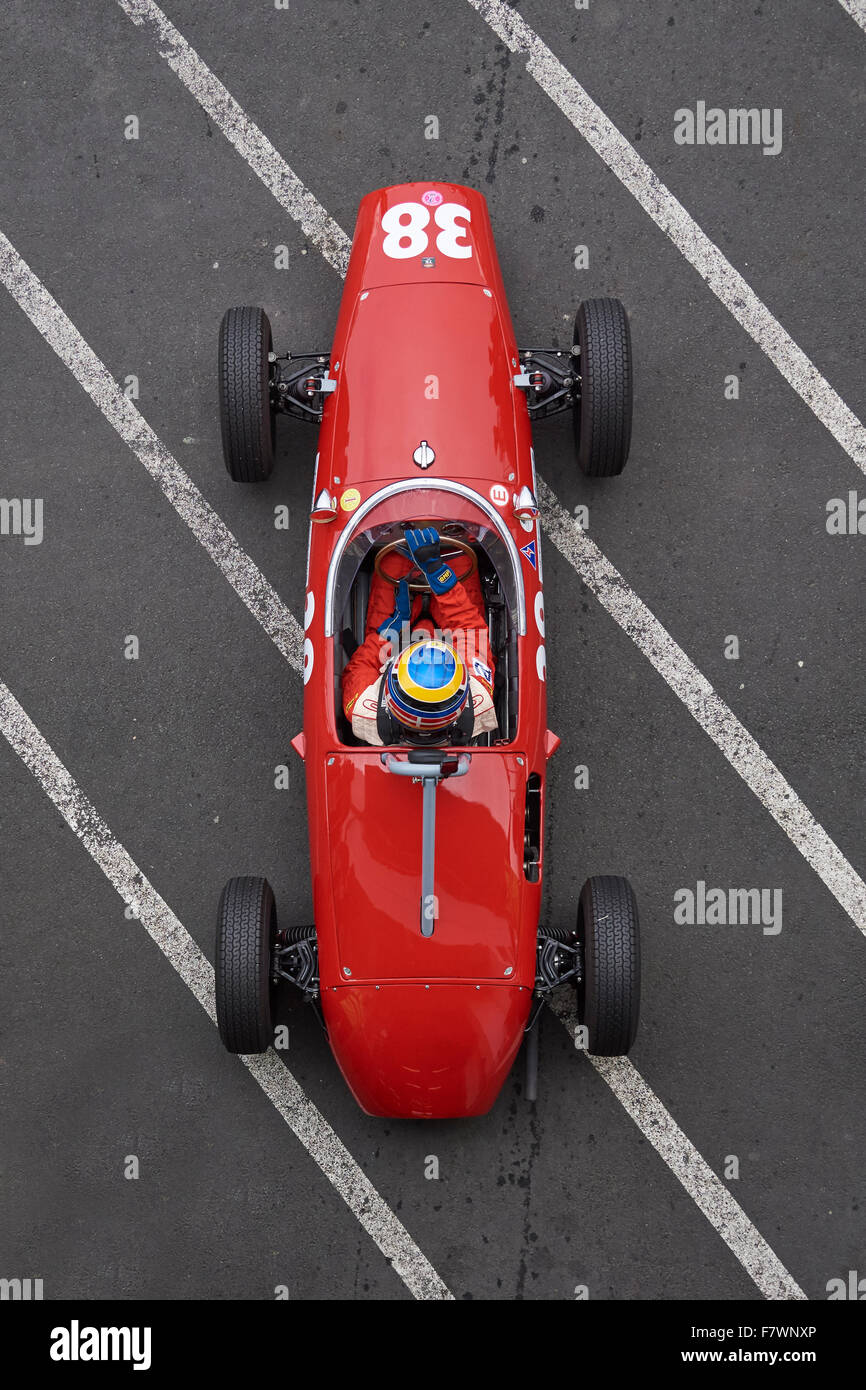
[{"left": 214, "top": 182, "right": 640, "bottom": 1119}]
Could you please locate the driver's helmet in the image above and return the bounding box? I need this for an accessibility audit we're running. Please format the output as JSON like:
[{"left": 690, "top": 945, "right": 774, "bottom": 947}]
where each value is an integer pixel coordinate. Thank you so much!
[{"left": 386, "top": 637, "right": 469, "bottom": 736}]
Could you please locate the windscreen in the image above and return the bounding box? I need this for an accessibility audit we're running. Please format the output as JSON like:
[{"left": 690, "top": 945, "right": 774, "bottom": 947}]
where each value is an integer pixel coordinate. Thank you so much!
[{"left": 325, "top": 482, "right": 524, "bottom": 638}]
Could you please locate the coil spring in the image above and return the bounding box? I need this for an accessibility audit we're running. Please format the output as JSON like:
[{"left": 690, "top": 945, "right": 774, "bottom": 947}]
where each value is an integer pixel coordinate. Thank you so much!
[{"left": 281, "top": 926, "right": 316, "bottom": 943}]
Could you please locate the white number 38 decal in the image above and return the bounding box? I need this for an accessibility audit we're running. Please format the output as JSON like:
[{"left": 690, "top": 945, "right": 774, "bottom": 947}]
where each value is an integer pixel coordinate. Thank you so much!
[{"left": 381, "top": 202, "right": 472, "bottom": 260}]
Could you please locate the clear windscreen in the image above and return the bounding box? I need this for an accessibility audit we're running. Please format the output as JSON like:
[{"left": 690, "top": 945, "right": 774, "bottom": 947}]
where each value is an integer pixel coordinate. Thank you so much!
[{"left": 327, "top": 485, "right": 523, "bottom": 638}]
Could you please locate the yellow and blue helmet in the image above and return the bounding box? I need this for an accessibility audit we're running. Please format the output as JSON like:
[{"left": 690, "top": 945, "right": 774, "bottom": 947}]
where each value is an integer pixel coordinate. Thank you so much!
[{"left": 386, "top": 638, "right": 469, "bottom": 735}]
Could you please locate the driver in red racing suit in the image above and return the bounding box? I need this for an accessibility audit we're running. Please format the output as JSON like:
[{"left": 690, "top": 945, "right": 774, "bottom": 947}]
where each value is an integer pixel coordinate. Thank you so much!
[{"left": 342, "top": 527, "right": 497, "bottom": 746}]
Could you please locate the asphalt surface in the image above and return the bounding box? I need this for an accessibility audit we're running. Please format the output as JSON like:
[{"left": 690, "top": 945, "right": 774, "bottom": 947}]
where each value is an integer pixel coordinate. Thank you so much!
[{"left": 1, "top": 0, "right": 864, "bottom": 1301}]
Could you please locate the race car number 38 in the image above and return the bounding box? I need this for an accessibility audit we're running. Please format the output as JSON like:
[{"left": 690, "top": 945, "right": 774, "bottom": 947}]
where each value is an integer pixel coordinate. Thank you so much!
[{"left": 381, "top": 201, "right": 472, "bottom": 260}]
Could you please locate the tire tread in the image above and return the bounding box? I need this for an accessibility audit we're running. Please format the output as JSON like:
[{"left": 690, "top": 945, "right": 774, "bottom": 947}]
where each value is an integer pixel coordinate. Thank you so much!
[
  {"left": 578, "top": 874, "right": 640, "bottom": 1055},
  {"left": 215, "top": 876, "right": 275, "bottom": 1054},
  {"left": 218, "top": 306, "right": 274, "bottom": 483},
  {"left": 574, "top": 297, "right": 633, "bottom": 477}
]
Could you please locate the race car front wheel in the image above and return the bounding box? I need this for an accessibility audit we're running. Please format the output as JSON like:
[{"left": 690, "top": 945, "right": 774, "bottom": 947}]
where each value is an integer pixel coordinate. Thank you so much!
[
  {"left": 218, "top": 305, "right": 276, "bottom": 482},
  {"left": 576, "top": 874, "right": 640, "bottom": 1055},
  {"left": 215, "top": 876, "right": 277, "bottom": 1053},
  {"left": 573, "top": 298, "right": 633, "bottom": 477}
]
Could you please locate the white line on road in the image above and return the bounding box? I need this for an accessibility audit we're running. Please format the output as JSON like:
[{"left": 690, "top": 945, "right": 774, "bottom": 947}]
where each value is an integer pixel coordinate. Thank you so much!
[
  {"left": 116, "top": 0, "right": 351, "bottom": 275},
  {"left": 538, "top": 479, "right": 866, "bottom": 935},
  {"left": 465, "top": 0, "right": 866, "bottom": 471},
  {"left": 548, "top": 994, "right": 807, "bottom": 1300},
  {"left": 837, "top": 0, "right": 866, "bottom": 34},
  {"left": 10, "top": 3, "right": 836, "bottom": 1296},
  {"left": 0, "top": 261, "right": 811, "bottom": 1301},
  {"left": 0, "top": 275, "right": 814, "bottom": 1305},
  {"left": 106, "top": 0, "right": 866, "bottom": 929},
  {"left": 0, "top": 678, "right": 452, "bottom": 1302},
  {"left": 0, "top": 231, "right": 303, "bottom": 673}
]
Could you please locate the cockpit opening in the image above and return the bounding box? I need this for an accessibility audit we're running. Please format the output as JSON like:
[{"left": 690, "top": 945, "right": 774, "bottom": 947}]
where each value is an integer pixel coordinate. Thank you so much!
[{"left": 326, "top": 485, "right": 524, "bottom": 748}]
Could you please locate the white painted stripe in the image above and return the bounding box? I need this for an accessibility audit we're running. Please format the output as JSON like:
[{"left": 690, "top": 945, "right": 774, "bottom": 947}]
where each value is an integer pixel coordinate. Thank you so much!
[
  {"left": 116, "top": 0, "right": 866, "bottom": 468},
  {"left": 538, "top": 476, "right": 866, "bottom": 934},
  {"left": 109, "top": 2, "right": 866, "bottom": 938},
  {"left": 116, "top": 0, "right": 352, "bottom": 276},
  {"left": 838, "top": 0, "right": 866, "bottom": 33},
  {"left": 465, "top": 0, "right": 866, "bottom": 471},
  {"left": 6, "top": 6, "right": 828, "bottom": 1294},
  {"left": 0, "top": 679, "right": 452, "bottom": 1302},
  {"left": 547, "top": 994, "right": 807, "bottom": 1300},
  {"left": 0, "top": 231, "right": 303, "bottom": 673},
  {"left": 0, "top": 675, "right": 806, "bottom": 1307},
  {"left": 0, "top": 677, "right": 807, "bottom": 1307}
]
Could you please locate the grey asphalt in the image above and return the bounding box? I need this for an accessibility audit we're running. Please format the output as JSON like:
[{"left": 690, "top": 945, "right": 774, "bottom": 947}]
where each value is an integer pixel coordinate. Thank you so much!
[{"left": 0, "top": 0, "right": 864, "bottom": 1301}]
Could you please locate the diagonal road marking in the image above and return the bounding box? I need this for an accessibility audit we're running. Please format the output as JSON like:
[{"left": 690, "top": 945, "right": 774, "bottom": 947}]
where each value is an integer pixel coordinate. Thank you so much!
[
  {"left": 538, "top": 477, "right": 866, "bottom": 934},
  {"left": 2, "top": 10, "right": 836, "bottom": 1295},
  {"left": 463, "top": 0, "right": 866, "bottom": 470},
  {"left": 118, "top": 0, "right": 351, "bottom": 275},
  {"left": 0, "top": 231, "right": 303, "bottom": 672},
  {"left": 548, "top": 994, "right": 806, "bottom": 1300},
  {"left": 6, "top": 216, "right": 862, "bottom": 938},
  {"left": 45, "top": 8, "right": 866, "bottom": 934},
  {"left": 0, "top": 678, "right": 452, "bottom": 1301},
  {"left": 0, "top": 238, "right": 808, "bottom": 1300},
  {"left": 837, "top": 0, "right": 866, "bottom": 34},
  {"left": 117, "top": 0, "right": 866, "bottom": 471}
]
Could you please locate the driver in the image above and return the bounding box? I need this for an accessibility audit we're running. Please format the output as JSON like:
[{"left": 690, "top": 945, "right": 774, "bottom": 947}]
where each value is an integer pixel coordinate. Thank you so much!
[{"left": 342, "top": 527, "right": 498, "bottom": 746}]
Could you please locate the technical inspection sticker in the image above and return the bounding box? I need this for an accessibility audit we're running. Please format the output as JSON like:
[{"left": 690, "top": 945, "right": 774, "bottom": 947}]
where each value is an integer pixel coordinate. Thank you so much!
[{"left": 340, "top": 487, "right": 361, "bottom": 512}]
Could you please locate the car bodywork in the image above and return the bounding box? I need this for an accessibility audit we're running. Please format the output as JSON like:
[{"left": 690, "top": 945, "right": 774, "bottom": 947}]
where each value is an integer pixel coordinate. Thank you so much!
[{"left": 294, "top": 183, "right": 557, "bottom": 1118}]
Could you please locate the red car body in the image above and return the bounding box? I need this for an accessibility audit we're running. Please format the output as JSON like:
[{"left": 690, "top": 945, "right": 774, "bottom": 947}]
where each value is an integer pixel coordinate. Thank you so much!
[{"left": 294, "top": 183, "right": 557, "bottom": 1118}]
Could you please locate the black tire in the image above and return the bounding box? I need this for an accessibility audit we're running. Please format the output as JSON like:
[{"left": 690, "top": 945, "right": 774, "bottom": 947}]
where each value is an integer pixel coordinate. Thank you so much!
[
  {"left": 576, "top": 875, "right": 640, "bottom": 1055},
  {"left": 573, "top": 297, "right": 633, "bottom": 477},
  {"left": 218, "top": 306, "right": 275, "bottom": 482},
  {"left": 215, "top": 876, "right": 277, "bottom": 1053}
]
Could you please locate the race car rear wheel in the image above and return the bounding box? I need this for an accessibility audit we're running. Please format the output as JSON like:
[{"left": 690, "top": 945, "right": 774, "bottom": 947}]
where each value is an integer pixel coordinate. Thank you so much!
[
  {"left": 576, "top": 874, "right": 640, "bottom": 1055},
  {"left": 573, "top": 298, "right": 633, "bottom": 477},
  {"left": 218, "top": 306, "right": 276, "bottom": 482},
  {"left": 215, "top": 876, "right": 277, "bottom": 1053}
]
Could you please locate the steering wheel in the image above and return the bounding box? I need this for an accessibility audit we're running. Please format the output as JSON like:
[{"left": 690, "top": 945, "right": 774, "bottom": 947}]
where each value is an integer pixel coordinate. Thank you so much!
[{"left": 375, "top": 535, "right": 477, "bottom": 593}]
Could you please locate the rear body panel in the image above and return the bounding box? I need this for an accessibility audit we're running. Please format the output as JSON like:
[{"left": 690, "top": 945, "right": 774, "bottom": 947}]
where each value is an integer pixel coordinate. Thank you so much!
[{"left": 326, "top": 984, "right": 529, "bottom": 1119}]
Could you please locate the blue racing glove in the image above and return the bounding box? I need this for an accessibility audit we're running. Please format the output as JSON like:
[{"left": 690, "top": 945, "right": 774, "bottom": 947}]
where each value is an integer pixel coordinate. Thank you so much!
[
  {"left": 404, "top": 527, "right": 457, "bottom": 595},
  {"left": 377, "top": 577, "right": 411, "bottom": 645}
]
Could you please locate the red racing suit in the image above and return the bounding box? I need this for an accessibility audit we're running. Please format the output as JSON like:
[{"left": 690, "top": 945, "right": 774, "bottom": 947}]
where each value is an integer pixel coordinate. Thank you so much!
[{"left": 341, "top": 554, "right": 497, "bottom": 745}]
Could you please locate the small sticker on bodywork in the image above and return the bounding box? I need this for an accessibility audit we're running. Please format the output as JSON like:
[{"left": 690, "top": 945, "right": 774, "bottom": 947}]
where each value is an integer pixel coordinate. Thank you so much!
[
  {"left": 520, "top": 540, "right": 537, "bottom": 570},
  {"left": 340, "top": 487, "right": 361, "bottom": 512}
]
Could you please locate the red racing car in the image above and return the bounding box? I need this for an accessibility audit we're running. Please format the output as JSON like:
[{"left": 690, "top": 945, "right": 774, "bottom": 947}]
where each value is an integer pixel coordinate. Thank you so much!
[{"left": 214, "top": 182, "right": 640, "bottom": 1119}]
